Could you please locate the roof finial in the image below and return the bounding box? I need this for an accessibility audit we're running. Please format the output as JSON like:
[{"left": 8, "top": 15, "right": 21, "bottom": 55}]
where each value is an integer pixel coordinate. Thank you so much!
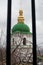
[
  {"left": 18, "top": 9, "right": 24, "bottom": 23},
  {"left": 19, "top": 9, "right": 23, "bottom": 15}
]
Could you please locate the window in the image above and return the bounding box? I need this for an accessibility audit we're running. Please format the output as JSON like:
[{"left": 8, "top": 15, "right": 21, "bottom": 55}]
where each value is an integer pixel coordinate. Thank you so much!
[
  {"left": 13, "top": 38, "right": 14, "bottom": 45},
  {"left": 23, "top": 38, "right": 26, "bottom": 45}
]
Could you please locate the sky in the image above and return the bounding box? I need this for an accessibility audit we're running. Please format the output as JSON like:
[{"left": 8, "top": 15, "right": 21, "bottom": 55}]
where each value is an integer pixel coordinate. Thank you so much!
[{"left": 0, "top": 0, "right": 43, "bottom": 47}]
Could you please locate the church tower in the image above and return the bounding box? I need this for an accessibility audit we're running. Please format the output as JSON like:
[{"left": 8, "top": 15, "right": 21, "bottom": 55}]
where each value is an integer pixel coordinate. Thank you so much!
[
  {"left": 11, "top": 9, "right": 33, "bottom": 65},
  {"left": 11, "top": 9, "right": 32, "bottom": 45}
]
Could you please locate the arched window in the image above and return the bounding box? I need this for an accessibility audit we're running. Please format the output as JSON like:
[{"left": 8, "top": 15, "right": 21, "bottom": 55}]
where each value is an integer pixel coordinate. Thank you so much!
[
  {"left": 13, "top": 38, "right": 14, "bottom": 45},
  {"left": 23, "top": 38, "right": 26, "bottom": 45}
]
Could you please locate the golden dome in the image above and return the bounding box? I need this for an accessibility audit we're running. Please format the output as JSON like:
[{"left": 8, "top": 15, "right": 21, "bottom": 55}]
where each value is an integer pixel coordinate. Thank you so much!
[{"left": 18, "top": 10, "right": 24, "bottom": 23}]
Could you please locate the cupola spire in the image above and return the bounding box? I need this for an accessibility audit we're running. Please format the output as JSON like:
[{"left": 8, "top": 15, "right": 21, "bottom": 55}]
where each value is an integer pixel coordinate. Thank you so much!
[{"left": 18, "top": 9, "right": 24, "bottom": 23}]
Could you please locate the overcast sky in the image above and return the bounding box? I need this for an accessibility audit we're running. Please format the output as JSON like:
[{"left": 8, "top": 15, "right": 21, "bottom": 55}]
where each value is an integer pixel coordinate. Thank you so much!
[{"left": 0, "top": 0, "right": 43, "bottom": 47}]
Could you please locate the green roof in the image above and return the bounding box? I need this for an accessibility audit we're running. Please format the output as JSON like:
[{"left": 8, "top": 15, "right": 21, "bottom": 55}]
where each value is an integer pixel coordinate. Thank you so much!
[{"left": 12, "top": 22, "right": 32, "bottom": 34}]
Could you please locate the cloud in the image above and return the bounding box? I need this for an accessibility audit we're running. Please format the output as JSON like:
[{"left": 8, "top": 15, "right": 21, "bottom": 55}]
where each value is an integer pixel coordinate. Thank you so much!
[
  {"left": 35, "top": 0, "right": 43, "bottom": 21},
  {"left": 36, "top": 20, "right": 43, "bottom": 44}
]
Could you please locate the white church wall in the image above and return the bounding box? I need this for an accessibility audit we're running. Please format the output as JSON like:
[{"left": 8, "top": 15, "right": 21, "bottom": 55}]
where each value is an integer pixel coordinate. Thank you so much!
[{"left": 11, "top": 33, "right": 32, "bottom": 47}]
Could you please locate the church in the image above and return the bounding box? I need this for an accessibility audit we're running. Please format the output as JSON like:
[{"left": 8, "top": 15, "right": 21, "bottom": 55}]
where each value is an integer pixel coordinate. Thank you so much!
[{"left": 11, "top": 9, "right": 33, "bottom": 65}]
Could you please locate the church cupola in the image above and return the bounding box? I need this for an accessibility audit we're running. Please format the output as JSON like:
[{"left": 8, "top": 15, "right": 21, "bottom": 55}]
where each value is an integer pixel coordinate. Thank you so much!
[{"left": 12, "top": 9, "right": 32, "bottom": 34}]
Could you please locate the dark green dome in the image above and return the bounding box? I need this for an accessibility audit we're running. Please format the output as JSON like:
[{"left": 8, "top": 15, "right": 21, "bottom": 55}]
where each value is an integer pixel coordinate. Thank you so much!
[{"left": 12, "top": 23, "right": 31, "bottom": 34}]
